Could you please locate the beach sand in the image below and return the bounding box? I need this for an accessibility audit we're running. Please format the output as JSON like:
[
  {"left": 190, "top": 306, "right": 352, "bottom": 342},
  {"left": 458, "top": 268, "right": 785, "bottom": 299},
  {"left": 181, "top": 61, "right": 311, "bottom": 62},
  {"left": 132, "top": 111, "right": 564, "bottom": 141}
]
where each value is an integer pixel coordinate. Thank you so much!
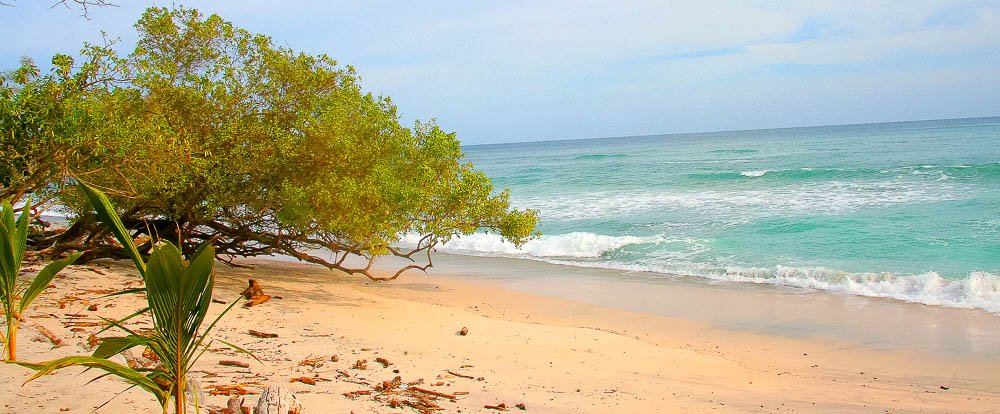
[{"left": 2, "top": 257, "right": 999, "bottom": 413}]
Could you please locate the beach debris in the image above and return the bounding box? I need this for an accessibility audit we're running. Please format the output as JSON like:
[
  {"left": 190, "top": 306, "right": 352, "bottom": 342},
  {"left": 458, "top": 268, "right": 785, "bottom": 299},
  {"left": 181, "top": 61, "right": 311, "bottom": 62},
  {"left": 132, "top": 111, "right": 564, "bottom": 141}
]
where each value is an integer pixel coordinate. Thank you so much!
[
  {"left": 375, "top": 357, "right": 391, "bottom": 367},
  {"left": 143, "top": 347, "right": 159, "bottom": 363},
  {"left": 206, "top": 384, "right": 254, "bottom": 396},
  {"left": 939, "top": 385, "right": 950, "bottom": 390},
  {"left": 446, "top": 370, "right": 475, "bottom": 379},
  {"left": 241, "top": 279, "right": 272, "bottom": 307},
  {"left": 212, "top": 298, "right": 228, "bottom": 304},
  {"left": 409, "top": 386, "right": 456, "bottom": 400},
  {"left": 485, "top": 403, "right": 509, "bottom": 411},
  {"left": 353, "top": 359, "right": 368, "bottom": 370},
  {"left": 299, "top": 356, "right": 325, "bottom": 368},
  {"left": 254, "top": 385, "right": 302, "bottom": 414},
  {"left": 289, "top": 377, "right": 316, "bottom": 385},
  {"left": 459, "top": 327, "right": 469, "bottom": 336},
  {"left": 343, "top": 390, "right": 371, "bottom": 399},
  {"left": 220, "top": 360, "right": 251, "bottom": 368},
  {"left": 224, "top": 395, "right": 249, "bottom": 414},
  {"left": 87, "top": 304, "right": 99, "bottom": 311},
  {"left": 87, "top": 334, "right": 100, "bottom": 348},
  {"left": 330, "top": 355, "right": 339, "bottom": 362},
  {"left": 248, "top": 329, "right": 278, "bottom": 338},
  {"left": 516, "top": 403, "right": 527, "bottom": 410},
  {"left": 376, "top": 376, "right": 403, "bottom": 392},
  {"left": 33, "top": 324, "right": 64, "bottom": 347}
]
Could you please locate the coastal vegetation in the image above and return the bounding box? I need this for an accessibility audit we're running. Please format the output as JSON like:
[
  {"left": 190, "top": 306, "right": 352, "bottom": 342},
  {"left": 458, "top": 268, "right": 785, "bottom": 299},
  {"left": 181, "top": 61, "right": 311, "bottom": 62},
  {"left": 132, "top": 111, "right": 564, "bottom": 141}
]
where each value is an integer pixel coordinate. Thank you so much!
[
  {"left": 16, "top": 183, "right": 247, "bottom": 414},
  {"left": 0, "top": 198, "right": 80, "bottom": 361},
  {"left": 1, "top": 6, "right": 538, "bottom": 280}
]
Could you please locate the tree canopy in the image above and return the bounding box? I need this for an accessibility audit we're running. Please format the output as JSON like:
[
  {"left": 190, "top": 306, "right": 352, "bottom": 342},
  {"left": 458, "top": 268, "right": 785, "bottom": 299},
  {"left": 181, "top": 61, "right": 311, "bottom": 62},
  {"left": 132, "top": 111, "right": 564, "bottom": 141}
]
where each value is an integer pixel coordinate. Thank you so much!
[{"left": 4, "top": 7, "right": 538, "bottom": 280}]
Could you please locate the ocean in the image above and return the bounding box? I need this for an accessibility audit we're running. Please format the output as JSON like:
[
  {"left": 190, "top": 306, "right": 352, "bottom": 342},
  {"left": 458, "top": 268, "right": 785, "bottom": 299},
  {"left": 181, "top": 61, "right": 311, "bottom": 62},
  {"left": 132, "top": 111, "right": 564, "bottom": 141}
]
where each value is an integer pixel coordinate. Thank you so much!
[{"left": 429, "top": 117, "right": 1000, "bottom": 313}]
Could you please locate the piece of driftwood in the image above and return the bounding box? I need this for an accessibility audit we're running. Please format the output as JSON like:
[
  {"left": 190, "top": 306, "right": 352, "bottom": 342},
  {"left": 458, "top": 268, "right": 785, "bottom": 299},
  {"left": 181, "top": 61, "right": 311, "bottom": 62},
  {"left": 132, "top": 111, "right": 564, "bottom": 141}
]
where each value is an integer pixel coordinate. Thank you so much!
[
  {"left": 375, "top": 357, "right": 391, "bottom": 367},
  {"left": 254, "top": 385, "right": 302, "bottom": 414},
  {"left": 342, "top": 390, "right": 371, "bottom": 399},
  {"left": 289, "top": 377, "right": 316, "bottom": 385},
  {"left": 485, "top": 403, "right": 509, "bottom": 411},
  {"left": 446, "top": 370, "right": 474, "bottom": 379},
  {"left": 220, "top": 360, "right": 250, "bottom": 368},
  {"left": 241, "top": 279, "right": 272, "bottom": 307},
  {"left": 409, "top": 387, "right": 456, "bottom": 400},
  {"left": 225, "top": 395, "right": 245, "bottom": 414},
  {"left": 33, "top": 325, "right": 64, "bottom": 347},
  {"left": 248, "top": 330, "right": 278, "bottom": 338}
]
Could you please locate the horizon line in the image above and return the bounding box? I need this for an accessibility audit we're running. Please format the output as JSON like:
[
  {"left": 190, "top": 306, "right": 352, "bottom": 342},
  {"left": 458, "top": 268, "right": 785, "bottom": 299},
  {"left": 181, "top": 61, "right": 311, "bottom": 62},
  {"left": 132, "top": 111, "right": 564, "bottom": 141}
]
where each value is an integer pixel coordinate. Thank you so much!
[{"left": 464, "top": 114, "right": 1000, "bottom": 148}]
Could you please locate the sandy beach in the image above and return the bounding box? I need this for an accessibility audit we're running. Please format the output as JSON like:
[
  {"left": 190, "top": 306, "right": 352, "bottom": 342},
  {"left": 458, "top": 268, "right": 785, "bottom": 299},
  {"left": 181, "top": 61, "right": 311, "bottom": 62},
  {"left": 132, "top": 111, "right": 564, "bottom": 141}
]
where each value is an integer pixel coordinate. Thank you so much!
[{"left": 2, "top": 257, "right": 999, "bottom": 413}]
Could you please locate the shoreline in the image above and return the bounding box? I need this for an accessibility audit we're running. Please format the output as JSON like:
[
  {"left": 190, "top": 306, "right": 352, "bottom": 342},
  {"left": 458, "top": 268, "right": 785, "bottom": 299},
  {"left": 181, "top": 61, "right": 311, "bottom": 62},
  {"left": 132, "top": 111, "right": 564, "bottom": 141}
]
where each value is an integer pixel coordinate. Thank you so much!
[{"left": 2, "top": 257, "right": 999, "bottom": 413}]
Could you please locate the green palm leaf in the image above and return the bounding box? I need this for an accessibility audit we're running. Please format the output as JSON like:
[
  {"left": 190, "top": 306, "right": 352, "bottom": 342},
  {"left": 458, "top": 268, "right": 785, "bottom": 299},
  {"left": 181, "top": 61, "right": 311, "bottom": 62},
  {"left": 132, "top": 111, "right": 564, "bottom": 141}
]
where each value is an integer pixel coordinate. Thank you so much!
[
  {"left": 14, "top": 356, "right": 168, "bottom": 405},
  {"left": 19, "top": 252, "right": 82, "bottom": 314}
]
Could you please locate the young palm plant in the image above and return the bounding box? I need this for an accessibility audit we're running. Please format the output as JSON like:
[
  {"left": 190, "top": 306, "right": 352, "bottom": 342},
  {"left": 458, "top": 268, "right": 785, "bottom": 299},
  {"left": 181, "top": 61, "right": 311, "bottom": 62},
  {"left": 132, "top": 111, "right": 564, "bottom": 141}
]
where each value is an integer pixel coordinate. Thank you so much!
[
  {"left": 1, "top": 199, "right": 81, "bottom": 361},
  {"left": 15, "top": 183, "right": 248, "bottom": 414}
]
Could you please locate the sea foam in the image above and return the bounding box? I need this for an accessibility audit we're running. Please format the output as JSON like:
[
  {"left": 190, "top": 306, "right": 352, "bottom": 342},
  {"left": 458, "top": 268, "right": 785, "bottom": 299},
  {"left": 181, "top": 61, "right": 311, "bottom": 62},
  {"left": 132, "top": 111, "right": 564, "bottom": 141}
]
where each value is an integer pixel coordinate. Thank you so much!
[
  {"left": 402, "top": 232, "right": 655, "bottom": 258},
  {"left": 404, "top": 231, "right": 1000, "bottom": 314}
]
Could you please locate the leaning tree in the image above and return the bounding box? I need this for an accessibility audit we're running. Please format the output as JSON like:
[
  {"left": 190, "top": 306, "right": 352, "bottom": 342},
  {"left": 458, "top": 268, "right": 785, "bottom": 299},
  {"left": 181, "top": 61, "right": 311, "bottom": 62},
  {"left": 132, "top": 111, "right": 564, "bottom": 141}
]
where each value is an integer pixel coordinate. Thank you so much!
[{"left": 47, "top": 7, "right": 538, "bottom": 279}]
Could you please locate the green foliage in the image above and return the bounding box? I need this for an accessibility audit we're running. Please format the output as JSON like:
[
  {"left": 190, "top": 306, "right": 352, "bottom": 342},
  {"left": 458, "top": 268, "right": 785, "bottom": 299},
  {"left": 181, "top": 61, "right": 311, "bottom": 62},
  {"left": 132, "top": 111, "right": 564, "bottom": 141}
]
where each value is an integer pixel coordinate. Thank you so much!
[
  {"left": 56, "top": 7, "right": 538, "bottom": 279},
  {"left": 0, "top": 199, "right": 81, "bottom": 360},
  {"left": 0, "top": 44, "right": 119, "bottom": 205},
  {"left": 18, "top": 183, "right": 245, "bottom": 414}
]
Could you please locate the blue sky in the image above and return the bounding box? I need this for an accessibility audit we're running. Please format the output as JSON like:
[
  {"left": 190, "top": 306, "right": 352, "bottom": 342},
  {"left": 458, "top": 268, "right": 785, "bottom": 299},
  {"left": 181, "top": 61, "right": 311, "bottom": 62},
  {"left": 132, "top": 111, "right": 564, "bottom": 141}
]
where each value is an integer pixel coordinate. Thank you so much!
[{"left": 2, "top": 1, "right": 999, "bottom": 144}]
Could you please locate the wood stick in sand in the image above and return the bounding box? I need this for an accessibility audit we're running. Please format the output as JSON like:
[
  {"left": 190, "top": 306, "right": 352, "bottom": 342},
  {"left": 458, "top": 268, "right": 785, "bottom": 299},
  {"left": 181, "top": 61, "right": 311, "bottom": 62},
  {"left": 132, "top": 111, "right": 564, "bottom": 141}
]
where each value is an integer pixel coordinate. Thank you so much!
[
  {"left": 220, "top": 360, "right": 251, "bottom": 368},
  {"left": 248, "top": 330, "right": 278, "bottom": 338},
  {"left": 33, "top": 324, "right": 64, "bottom": 346},
  {"left": 409, "top": 387, "right": 457, "bottom": 400}
]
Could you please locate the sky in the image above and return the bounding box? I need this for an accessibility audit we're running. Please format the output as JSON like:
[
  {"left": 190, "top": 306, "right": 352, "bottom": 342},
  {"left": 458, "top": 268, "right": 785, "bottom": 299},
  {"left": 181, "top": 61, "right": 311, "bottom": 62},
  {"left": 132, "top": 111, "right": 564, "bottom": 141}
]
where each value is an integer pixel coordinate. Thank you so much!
[{"left": 2, "top": 1, "right": 999, "bottom": 144}]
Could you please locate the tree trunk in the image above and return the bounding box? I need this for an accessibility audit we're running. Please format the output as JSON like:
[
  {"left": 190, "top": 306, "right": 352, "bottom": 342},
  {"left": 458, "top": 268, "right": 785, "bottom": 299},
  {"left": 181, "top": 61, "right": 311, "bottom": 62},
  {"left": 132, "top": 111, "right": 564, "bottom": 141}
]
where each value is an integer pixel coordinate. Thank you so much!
[
  {"left": 4, "top": 315, "right": 17, "bottom": 361},
  {"left": 254, "top": 385, "right": 302, "bottom": 414}
]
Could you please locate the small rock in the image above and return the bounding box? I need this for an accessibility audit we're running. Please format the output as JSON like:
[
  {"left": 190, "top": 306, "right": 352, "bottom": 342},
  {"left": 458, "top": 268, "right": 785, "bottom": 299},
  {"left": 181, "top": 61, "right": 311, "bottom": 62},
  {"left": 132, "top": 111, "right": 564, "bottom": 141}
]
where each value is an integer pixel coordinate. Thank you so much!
[
  {"left": 459, "top": 327, "right": 469, "bottom": 336},
  {"left": 939, "top": 385, "right": 950, "bottom": 390},
  {"left": 87, "top": 304, "right": 98, "bottom": 311}
]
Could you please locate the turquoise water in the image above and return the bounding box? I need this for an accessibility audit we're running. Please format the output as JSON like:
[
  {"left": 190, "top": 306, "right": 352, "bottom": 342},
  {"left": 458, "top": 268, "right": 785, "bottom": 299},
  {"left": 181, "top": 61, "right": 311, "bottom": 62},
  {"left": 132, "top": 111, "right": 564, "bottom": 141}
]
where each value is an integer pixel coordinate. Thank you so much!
[{"left": 437, "top": 117, "right": 1000, "bottom": 312}]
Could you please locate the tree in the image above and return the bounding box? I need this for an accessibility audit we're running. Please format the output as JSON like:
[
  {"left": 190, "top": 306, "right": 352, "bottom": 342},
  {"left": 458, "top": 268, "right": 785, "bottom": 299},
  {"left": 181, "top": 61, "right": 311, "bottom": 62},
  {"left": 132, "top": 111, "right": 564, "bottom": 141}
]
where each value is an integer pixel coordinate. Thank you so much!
[
  {"left": 0, "top": 45, "right": 119, "bottom": 209},
  {"left": 51, "top": 7, "right": 537, "bottom": 279}
]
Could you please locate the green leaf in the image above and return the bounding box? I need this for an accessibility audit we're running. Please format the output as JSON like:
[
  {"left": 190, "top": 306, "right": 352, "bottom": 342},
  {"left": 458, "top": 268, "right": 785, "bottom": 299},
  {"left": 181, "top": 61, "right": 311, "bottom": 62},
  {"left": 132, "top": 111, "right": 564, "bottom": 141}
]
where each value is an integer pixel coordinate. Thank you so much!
[
  {"left": 92, "top": 336, "right": 151, "bottom": 359},
  {"left": 11, "top": 197, "right": 30, "bottom": 274},
  {"left": 12, "top": 356, "right": 168, "bottom": 405},
  {"left": 78, "top": 182, "right": 146, "bottom": 277},
  {"left": 18, "top": 252, "right": 82, "bottom": 314}
]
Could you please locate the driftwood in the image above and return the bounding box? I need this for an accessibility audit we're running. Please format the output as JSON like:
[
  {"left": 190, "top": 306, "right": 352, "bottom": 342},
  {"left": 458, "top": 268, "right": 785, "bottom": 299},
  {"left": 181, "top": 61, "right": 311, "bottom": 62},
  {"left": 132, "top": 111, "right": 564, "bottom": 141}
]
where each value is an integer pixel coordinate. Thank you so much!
[
  {"left": 409, "top": 387, "right": 456, "bottom": 400},
  {"left": 248, "top": 330, "right": 278, "bottom": 339},
  {"left": 254, "top": 385, "right": 302, "bottom": 414},
  {"left": 241, "top": 279, "right": 272, "bottom": 307},
  {"left": 33, "top": 324, "right": 64, "bottom": 347},
  {"left": 220, "top": 360, "right": 250, "bottom": 368},
  {"left": 289, "top": 377, "right": 316, "bottom": 386},
  {"left": 446, "top": 370, "right": 475, "bottom": 379}
]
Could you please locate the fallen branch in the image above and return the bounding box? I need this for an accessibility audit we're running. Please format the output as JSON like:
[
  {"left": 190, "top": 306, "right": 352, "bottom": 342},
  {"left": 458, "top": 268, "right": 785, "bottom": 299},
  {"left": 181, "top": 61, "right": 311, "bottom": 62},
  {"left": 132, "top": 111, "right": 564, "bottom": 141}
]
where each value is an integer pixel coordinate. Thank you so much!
[
  {"left": 248, "top": 330, "right": 277, "bottom": 338},
  {"left": 33, "top": 324, "right": 64, "bottom": 347},
  {"left": 409, "top": 387, "right": 456, "bottom": 400},
  {"left": 290, "top": 377, "right": 316, "bottom": 385},
  {"left": 219, "top": 360, "right": 250, "bottom": 368},
  {"left": 446, "top": 370, "right": 474, "bottom": 379}
]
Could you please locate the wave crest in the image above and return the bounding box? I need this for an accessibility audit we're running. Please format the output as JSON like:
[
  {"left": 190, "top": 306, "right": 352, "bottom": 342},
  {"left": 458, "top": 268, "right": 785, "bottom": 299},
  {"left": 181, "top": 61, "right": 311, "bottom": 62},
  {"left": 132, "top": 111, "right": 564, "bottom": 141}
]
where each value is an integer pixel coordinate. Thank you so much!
[{"left": 402, "top": 232, "right": 654, "bottom": 258}]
